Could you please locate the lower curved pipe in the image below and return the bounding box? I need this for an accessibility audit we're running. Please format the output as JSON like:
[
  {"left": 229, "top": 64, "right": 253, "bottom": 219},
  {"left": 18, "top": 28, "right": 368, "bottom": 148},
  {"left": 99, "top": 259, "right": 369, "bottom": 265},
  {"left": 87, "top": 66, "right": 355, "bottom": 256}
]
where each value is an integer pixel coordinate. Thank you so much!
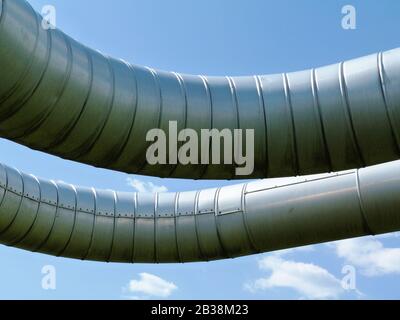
[{"left": 0, "top": 160, "right": 399, "bottom": 263}]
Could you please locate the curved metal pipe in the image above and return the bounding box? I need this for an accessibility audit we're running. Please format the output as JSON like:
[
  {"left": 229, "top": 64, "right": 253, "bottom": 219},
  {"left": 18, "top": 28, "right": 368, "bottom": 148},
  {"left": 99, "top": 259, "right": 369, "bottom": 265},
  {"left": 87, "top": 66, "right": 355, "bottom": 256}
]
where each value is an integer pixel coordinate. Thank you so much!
[
  {"left": 0, "top": 0, "right": 400, "bottom": 263},
  {"left": 0, "top": 160, "right": 399, "bottom": 263},
  {"left": 1, "top": 0, "right": 400, "bottom": 179}
]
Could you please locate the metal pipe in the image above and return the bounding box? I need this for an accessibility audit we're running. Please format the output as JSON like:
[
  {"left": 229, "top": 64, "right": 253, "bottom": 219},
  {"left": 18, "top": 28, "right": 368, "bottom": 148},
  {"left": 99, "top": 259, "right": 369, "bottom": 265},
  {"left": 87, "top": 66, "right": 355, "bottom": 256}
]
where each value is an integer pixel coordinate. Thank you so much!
[
  {"left": 0, "top": 160, "right": 399, "bottom": 263},
  {"left": 1, "top": 0, "right": 400, "bottom": 179},
  {"left": 0, "top": 0, "right": 400, "bottom": 263}
]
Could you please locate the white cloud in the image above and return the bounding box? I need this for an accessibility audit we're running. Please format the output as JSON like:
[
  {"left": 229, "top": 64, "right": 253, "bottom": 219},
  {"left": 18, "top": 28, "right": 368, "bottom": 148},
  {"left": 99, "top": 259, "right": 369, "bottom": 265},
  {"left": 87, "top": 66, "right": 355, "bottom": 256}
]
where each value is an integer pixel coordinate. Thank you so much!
[
  {"left": 246, "top": 256, "right": 344, "bottom": 299},
  {"left": 126, "top": 273, "right": 177, "bottom": 299},
  {"left": 273, "top": 245, "right": 315, "bottom": 256},
  {"left": 127, "top": 178, "right": 168, "bottom": 193},
  {"left": 335, "top": 237, "right": 400, "bottom": 277}
]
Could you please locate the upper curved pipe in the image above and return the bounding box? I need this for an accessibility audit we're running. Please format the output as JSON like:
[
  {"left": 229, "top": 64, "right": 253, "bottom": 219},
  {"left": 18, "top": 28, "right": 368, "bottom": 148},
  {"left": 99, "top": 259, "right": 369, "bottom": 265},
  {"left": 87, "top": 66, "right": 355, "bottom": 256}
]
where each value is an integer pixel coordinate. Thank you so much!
[{"left": 1, "top": 0, "right": 400, "bottom": 179}]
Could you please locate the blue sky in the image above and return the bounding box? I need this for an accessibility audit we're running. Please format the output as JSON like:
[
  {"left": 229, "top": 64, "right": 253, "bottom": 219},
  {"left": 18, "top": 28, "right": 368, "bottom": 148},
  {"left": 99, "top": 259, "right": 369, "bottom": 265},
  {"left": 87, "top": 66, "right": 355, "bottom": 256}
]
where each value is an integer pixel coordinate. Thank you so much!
[{"left": 1, "top": 0, "right": 400, "bottom": 299}]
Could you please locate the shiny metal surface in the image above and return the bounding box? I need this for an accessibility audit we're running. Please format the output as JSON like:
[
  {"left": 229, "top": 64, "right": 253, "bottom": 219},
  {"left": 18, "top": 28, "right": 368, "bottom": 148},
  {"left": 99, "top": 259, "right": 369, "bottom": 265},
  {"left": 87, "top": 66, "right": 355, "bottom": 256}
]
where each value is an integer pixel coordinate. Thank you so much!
[
  {"left": 155, "top": 192, "right": 179, "bottom": 263},
  {"left": 62, "top": 186, "right": 95, "bottom": 259},
  {"left": 0, "top": 160, "right": 398, "bottom": 263},
  {"left": 17, "top": 178, "right": 58, "bottom": 251},
  {"left": 176, "top": 191, "right": 202, "bottom": 262},
  {"left": 0, "top": 172, "right": 40, "bottom": 245},
  {"left": 86, "top": 189, "right": 115, "bottom": 261},
  {"left": 39, "top": 182, "right": 76, "bottom": 256},
  {"left": 110, "top": 192, "right": 135, "bottom": 262},
  {"left": 1, "top": 0, "right": 400, "bottom": 179},
  {"left": 0, "top": 0, "right": 400, "bottom": 264},
  {"left": 133, "top": 193, "right": 155, "bottom": 262},
  {"left": 0, "top": 166, "right": 23, "bottom": 234},
  {"left": 196, "top": 188, "right": 225, "bottom": 260},
  {"left": 217, "top": 184, "right": 255, "bottom": 257}
]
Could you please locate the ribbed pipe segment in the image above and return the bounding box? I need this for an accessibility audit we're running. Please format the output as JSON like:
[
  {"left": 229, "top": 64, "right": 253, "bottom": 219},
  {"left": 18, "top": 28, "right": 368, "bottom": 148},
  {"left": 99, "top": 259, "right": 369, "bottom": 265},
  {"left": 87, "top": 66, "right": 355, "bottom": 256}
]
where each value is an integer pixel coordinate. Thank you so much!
[
  {"left": 0, "top": 0, "right": 400, "bottom": 263},
  {"left": 1, "top": 0, "right": 400, "bottom": 179},
  {"left": 0, "top": 160, "right": 399, "bottom": 263}
]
